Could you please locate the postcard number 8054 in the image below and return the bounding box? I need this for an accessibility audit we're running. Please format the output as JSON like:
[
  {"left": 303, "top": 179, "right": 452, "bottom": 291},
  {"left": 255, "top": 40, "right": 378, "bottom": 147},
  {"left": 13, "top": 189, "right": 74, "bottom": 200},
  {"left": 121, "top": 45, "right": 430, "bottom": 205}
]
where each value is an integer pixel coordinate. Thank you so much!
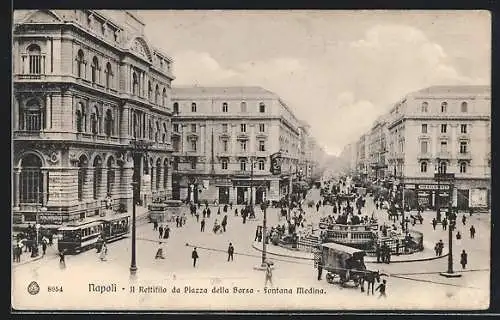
[{"left": 47, "top": 285, "right": 63, "bottom": 293}]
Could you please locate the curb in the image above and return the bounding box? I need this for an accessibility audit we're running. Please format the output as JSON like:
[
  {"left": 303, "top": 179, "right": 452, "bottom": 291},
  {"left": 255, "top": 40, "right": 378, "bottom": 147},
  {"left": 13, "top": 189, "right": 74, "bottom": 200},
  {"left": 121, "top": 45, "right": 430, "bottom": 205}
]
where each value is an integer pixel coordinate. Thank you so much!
[{"left": 251, "top": 242, "right": 449, "bottom": 264}]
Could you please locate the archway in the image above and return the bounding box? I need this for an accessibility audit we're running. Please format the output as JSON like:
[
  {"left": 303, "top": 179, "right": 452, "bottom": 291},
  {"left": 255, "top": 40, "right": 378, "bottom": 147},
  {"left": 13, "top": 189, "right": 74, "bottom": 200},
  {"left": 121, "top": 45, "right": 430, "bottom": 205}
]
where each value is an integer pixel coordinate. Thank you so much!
[{"left": 19, "top": 154, "right": 44, "bottom": 204}]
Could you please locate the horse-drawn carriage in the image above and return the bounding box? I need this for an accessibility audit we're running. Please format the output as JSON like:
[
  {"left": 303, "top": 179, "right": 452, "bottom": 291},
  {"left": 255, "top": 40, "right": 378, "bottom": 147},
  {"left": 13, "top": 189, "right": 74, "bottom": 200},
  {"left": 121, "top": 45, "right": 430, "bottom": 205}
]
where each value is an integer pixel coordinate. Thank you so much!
[{"left": 315, "top": 242, "right": 386, "bottom": 294}]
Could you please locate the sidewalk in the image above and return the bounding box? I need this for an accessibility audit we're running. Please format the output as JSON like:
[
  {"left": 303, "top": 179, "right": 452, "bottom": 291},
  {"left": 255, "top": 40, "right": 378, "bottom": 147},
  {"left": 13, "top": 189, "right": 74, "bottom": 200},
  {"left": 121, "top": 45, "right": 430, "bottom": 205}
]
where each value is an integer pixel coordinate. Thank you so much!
[
  {"left": 251, "top": 240, "right": 448, "bottom": 264},
  {"left": 12, "top": 241, "right": 59, "bottom": 267}
]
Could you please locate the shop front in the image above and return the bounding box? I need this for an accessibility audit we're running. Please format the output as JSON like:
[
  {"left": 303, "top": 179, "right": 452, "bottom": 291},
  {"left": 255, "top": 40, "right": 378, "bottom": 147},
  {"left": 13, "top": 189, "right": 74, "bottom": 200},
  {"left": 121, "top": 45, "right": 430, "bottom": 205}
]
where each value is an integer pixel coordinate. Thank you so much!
[{"left": 404, "top": 183, "right": 452, "bottom": 210}]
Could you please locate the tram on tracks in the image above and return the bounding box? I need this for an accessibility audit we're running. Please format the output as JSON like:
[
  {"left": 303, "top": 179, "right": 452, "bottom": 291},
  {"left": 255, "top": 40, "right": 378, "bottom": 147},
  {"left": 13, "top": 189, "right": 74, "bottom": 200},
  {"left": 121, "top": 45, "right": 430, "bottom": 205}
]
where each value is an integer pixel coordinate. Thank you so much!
[{"left": 57, "top": 213, "right": 131, "bottom": 254}]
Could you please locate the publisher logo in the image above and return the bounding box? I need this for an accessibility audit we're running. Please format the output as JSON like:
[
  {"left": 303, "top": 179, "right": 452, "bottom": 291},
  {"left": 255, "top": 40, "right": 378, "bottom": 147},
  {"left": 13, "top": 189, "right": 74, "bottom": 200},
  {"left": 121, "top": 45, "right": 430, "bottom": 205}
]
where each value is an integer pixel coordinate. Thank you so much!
[{"left": 27, "top": 281, "right": 40, "bottom": 295}]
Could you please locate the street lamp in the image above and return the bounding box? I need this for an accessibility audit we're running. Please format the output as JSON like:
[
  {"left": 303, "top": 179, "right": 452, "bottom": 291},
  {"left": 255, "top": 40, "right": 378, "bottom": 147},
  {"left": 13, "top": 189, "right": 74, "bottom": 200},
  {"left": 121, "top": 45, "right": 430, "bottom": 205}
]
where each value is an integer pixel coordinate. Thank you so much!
[
  {"left": 440, "top": 172, "right": 461, "bottom": 278},
  {"left": 33, "top": 205, "right": 47, "bottom": 257},
  {"left": 434, "top": 158, "right": 441, "bottom": 222},
  {"left": 130, "top": 181, "right": 138, "bottom": 275}
]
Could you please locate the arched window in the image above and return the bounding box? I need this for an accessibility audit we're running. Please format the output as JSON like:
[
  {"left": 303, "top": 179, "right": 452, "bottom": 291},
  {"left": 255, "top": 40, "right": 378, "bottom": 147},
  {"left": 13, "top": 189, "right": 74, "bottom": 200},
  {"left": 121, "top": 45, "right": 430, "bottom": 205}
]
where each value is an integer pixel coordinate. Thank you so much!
[
  {"left": 107, "top": 157, "right": 115, "bottom": 195},
  {"left": 221, "top": 159, "right": 228, "bottom": 170},
  {"left": 240, "top": 159, "right": 247, "bottom": 171},
  {"left": 421, "top": 102, "right": 428, "bottom": 113},
  {"left": 156, "top": 158, "right": 162, "bottom": 190},
  {"left": 90, "top": 106, "right": 99, "bottom": 134},
  {"left": 93, "top": 156, "right": 102, "bottom": 200},
  {"left": 75, "top": 102, "right": 86, "bottom": 133},
  {"left": 259, "top": 102, "right": 266, "bottom": 113},
  {"left": 439, "top": 161, "right": 447, "bottom": 174},
  {"left": 162, "top": 88, "right": 167, "bottom": 107},
  {"left": 420, "top": 161, "right": 427, "bottom": 173},
  {"left": 104, "top": 109, "right": 113, "bottom": 136},
  {"left": 150, "top": 159, "right": 154, "bottom": 189},
  {"left": 155, "top": 121, "right": 160, "bottom": 142},
  {"left": 143, "top": 156, "right": 149, "bottom": 174},
  {"left": 76, "top": 49, "right": 85, "bottom": 78},
  {"left": 132, "top": 72, "right": 139, "bottom": 95},
  {"left": 163, "top": 159, "right": 169, "bottom": 189},
  {"left": 173, "top": 102, "right": 179, "bottom": 114},
  {"left": 148, "top": 81, "right": 153, "bottom": 101},
  {"left": 77, "top": 155, "right": 87, "bottom": 201},
  {"left": 460, "top": 162, "right": 467, "bottom": 173},
  {"left": 162, "top": 123, "right": 167, "bottom": 143},
  {"left": 148, "top": 119, "right": 154, "bottom": 140},
  {"left": 91, "top": 56, "right": 99, "bottom": 84},
  {"left": 105, "top": 62, "right": 113, "bottom": 89},
  {"left": 241, "top": 102, "right": 247, "bottom": 113},
  {"left": 20, "top": 99, "right": 43, "bottom": 131},
  {"left": 441, "top": 102, "right": 447, "bottom": 113},
  {"left": 155, "top": 85, "right": 160, "bottom": 105},
  {"left": 27, "top": 44, "right": 42, "bottom": 74},
  {"left": 258, "top": 159, "right": 265, "bottom": 170},
  {"left": 222, "top": 102, "right": 228, "bottom": 112},
  {"left": 461, "top": 101, "right": 468, "bottom": 113},
  {"left": 132, "top": 112, "right": 138, "bottom": 138},
  {"left": 19, "top": 154, "right": 43, "bottom": 204},
  {"left": 191, "top": 102, "right": 197, "bottom": 112}
]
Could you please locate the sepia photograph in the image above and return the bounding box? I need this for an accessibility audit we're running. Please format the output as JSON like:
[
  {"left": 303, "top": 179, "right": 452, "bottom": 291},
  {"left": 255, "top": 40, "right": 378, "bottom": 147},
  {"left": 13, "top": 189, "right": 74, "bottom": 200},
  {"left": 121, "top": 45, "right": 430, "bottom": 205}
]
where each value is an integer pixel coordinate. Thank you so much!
[{"left": 11, "top": 9, "right": 491, "bottom": 311}]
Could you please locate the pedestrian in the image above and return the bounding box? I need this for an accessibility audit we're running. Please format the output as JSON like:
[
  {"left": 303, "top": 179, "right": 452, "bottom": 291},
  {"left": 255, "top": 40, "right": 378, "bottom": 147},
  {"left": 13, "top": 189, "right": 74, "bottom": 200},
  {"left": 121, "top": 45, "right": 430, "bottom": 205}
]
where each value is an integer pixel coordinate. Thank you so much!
[
  {"left": 442, "top": 218, "right": 447, "bottom": 230},
  {"left": 203, "top": 208, "right": 207, "bottom": 219},
  {"left": 42, "top": 240, "right": 47, "bottom": 256},
  {"left": 434, "top": 243, "right": 439, "bottom": 256},
  {"left": 200, "top": 218, "right": 205, "bottom": 232},
  {"left": 264, "top": 262, "right": 273, "bottom": 287},
  {"left": 163, "top": 225, "right": 170, "bottom": 239},
  {"left": 196, "top": 211, "right": 200, "bottom": 222},
  {"left": 155, "top": 242, "right": 165, "bottom": 259},
  {"left": 175, "top": 216, "right": 180, "bottom": 228},
  {"left": 242, "top": 212, "right": 247, "bottom": 224},
  {"left": 58, "top": 250, "right": 66, "bottom": 267},
  {"left": 99, "top": 243, "right": 108, "bottom": 261},
  {"left": 159, "top": 225, "right": 164, "bottom": 239},
  {"left": 255, "top": 226, "right": 260, "bottom": 241},
  {"left": 395, "top": 240, "right": 399, "bottom": 255},
  {"left": 192, "top": 247, "right": 199, "bottom": 267},
  {"left": 207, "top": 207, "right": 211, "bottom": 218},
  {"left": 15, "top": 245, "right": 21, "bottom": 263},
  {"left": 227, "top": 243, "right": 234, "bottom": 261},
  {"left": 456, "top": 231, "right": 462, "bottom": 240},
  {"left": 376, "top": 279, "right": 387, "bottom": 298},
  {"left": 462, "top": 215, "right": 466, "bottom": 226},
  {"left": 230, "top": 202, "right": 233, "bottom": 210},
  {"left": 48, "top": 233, "right": 53, "bottom": 246},
  {"left": 221, "top": 215, "right": 228, "bottom": 232},
  {"left": 235, "top": 208, "right": 238, "bottom": 217},
  {"left": 217, "top": 207, "right": 221, "bottom": 215},
  {"left": 438, "top": 240, "right": 444, "bottom": 256},
  {"left": 470, "top": 225, "right": 476, "bottom": 239},
  {"left": 153, "top": 220, "right": 158, "bottom": 231},
  {"left": 376, "top": 244, "right": 381, "bottom": 263},
  {"left": 460, "top": 250, "right": 468, "bottom": 269},
  {"left": 223, "top": 204, "right": 228, "bottom": 213},
  {"left": 432, "top": 218, "right": 437, "bottom": 230},
  {"left": 317, "top": 256, "right": 323, "bottom": 280}
]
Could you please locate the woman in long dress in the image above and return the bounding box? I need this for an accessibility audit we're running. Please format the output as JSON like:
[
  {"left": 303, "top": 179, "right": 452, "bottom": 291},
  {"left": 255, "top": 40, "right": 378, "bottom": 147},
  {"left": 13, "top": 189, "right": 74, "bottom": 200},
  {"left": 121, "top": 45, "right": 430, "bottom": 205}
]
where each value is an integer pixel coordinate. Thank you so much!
[{"left": 99, "top": 243, "right": 108, "bottom": 261}]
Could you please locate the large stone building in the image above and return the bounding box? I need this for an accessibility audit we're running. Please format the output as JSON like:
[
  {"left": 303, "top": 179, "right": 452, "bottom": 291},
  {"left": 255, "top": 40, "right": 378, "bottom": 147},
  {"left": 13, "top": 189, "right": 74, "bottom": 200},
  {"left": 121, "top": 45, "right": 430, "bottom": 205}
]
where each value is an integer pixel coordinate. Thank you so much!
[
  {"left": 12, "top": 10, "right": 175, "bottom": 225},
  {"left": 170, "top": 86, "right": 304, "bottom": 204},
  {"left": 351, "top": 85, "right": 490, "bottom": 210},
  {"left": 367, "top": 114, "right": 389, "bottom": 180}
]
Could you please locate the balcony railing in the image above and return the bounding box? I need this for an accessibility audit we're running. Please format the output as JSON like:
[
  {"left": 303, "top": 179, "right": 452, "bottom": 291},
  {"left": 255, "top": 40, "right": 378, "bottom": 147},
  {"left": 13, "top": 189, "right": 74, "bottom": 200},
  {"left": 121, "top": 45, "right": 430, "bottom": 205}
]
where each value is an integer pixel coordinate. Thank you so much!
[
  {"left": 417, "top": 152, "right": 432, "bottom": 159},
  {"left": 436, "top": 151, "right": 451, "bottom": 159},
  {"left": 457, "top": 152, "right": 472, "bottom": 160}
]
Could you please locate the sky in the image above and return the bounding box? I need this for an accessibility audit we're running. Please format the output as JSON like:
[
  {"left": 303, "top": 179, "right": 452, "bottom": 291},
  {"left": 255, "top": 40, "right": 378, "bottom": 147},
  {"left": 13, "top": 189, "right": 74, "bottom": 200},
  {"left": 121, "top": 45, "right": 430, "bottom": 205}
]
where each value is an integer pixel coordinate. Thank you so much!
[{"left": 135, "top": 10, "right": 490, "bottom": 156}]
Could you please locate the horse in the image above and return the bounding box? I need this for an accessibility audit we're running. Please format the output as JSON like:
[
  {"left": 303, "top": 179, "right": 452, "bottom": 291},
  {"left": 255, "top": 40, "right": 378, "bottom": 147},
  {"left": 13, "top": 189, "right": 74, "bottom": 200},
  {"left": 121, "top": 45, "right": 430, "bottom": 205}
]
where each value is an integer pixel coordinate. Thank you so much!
[{"left": 359, "top": 270, "right": 387, "bottom": 295}]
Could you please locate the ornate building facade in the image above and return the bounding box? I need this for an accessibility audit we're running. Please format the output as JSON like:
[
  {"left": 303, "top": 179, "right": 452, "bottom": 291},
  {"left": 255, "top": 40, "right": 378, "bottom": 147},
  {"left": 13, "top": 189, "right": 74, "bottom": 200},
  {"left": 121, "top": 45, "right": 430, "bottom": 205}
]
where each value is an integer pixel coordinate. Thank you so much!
[
  {"left": 170, "top": 86, "right": 303, "bottom": 204},
  {"left": 12, "top": 10, "right": 175, "bottom": 225}
]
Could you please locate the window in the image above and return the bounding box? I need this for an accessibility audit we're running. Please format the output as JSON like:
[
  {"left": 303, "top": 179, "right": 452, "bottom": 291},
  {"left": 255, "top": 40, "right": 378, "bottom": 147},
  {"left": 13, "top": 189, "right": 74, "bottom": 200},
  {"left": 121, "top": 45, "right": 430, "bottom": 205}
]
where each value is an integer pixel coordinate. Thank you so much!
[
  {"left": 191, "top": 158, "right": 196, "bottom": 170},
  {"left": 148, "top": 120, "right": 154, "bottom": 140},
  {"left": 461, "top": 102, "right": 468, "bottom": 113},
  {"left": 240, "top": 124, "right": 246, "bottom": 132},
  {"left": 221, "top": 159, "right": 228, "bottom": 170},
  {"left": 132, "top": 72, "right": 139, "bottom": 95},
  {"left": 441, "top": 102, "right": 447, "bottom": 113},
  {"left": 104, "top": 109, "right": 113, "bottom": 136},
  {"left": 163, "top": 159, "right": 169, "bottom": 188},
  {"left": 173, "top": 123, "right": 179, "bottom": 132},
  {"left": 107, "top": 157, "right": 115, "bottom": 195},
  {"left": 19, "top": 154, "right": 44, "bottom": 204},
  {"left": 240, "top": 159, "right": 247, "bottom": 171},
  {"left": 93, "top": 157, "right": 102, "bottom": 200},
  {"left": 460, "top": 141, "right": 468, "bottom": 153},
  {"left": 191, "top": 140, "right": 197, "bottom": 152},
  {"left": 155, "top": 159, "right": 161, "bottom": 190},
  {"left": 420, "top": 161, "right": 427, "bottom": 173},
  {"left": 191, "top": 124, "right": 197, "bottom": 132},
  {"left": 76, "top": 49, "right": 85, "bottom": 78},
  {"left": 222, "top": 140, "right": 228, "bottom": 152},
  {"left": 259, "top": 123, "right": 265, "bottom": 132},
  {"left": 460, "top": 124, "right": 467, "bottom": 134},
  {"left": 148, "top": 81, "right": 153, "bottom": 101},
  {"left": 191, "top": 102, "right": 197, "bottom": 112},
  {"left": 76, "top": 109, "right": 83, "bottom": 132},
  {"left": 421, "top": 124, "right": 427, "bottom": 134},
  {"left": 20, "top": 99, "right": 43, "bottom": 131},
  {"left": 155, "top": 85, "right": 160, "bottom": 104},
  {"left": 222, "top": 124, "right": 228, "bottom": 133},
  {"left": 27, "top": 44, "right": 42, "bottom": 74},
  {"left": 460, "top": 162, "right": 467, "bottom": 173},
  {"left": 439, "top": 161, "right": 447, "bottom": 174},
  {"left": 91, "top": 56, "right": 99, "bottom": 84},
  {"left": 259, "top": 102, "right": 266, "bottom": 113},
  {"left": 77, "top": 156, "right": 87, "bottom": 201},
  {"left": 440, "top": 141, "right": 448, "bottom": 152},
  {"left": 258, "top": 159, "right": 265, "bottom": 171},
  {"left": 155, "top": 121, "right": 160, "bottom": 142},
  {"left": 162, "top": 123, "right": 167, "bottom": 143},
  {"left": 90, "top": 106, "right": 99, "bottom": 134},
  {"left": 441, "top": 124, "right": 447, "bottom": 133},
  {"left": 173, "top": 102, "right": 179, "bottom": 114},
  {"left": 222, "top": 102, "right": 228, "bottom": 112},
  {"left": 241, "top": 102, "right": 247, "bottom": 113},
  {"left": 162, "top": 88, "right": 167, "bottom": 107},
  {"left": 105, "top": 62, "right": 112, "bottom": 89},
  {"left": 420, "top": 141, "right": 428, "bottom": 153},
  {"left": 421, "top": 102, "right": 428, "bottom": 113},
  {"left": 259, "top": 140, "right": 266, "bottom": 152},
  {"left": 240, "top": 141, "right": 247, "bottom": 152}
]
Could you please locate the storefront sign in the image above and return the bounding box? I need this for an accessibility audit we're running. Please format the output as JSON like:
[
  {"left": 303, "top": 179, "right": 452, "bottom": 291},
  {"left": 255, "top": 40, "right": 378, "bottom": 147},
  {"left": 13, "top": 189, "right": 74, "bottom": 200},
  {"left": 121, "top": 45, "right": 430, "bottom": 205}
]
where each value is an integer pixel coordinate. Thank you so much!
[
  {"left": 233, "top": 180, "right": 270, "bottom": 188},
  {"left": 417, "top": 184, "right": 451, "bottom": 191}
]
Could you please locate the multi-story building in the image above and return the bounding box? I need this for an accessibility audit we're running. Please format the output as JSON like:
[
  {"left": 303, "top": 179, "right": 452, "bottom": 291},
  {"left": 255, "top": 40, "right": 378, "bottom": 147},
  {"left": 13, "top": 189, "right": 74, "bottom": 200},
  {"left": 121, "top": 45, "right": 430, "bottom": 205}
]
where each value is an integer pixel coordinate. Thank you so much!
[
  {"left": 384, "top": 85, "right": 490, "bottom": 210},
  {"left": 170, "top": 86, "right": 303, "bottom": 204},
  {"left": 355, "top": 134, "right": 368, "bottom": 177},
  {"left": 339, "top": 142, "right": 357, "bottom": 174},
  {"left": 12, "top": 10, "right": 175, "bottom": 225},
  {"left": 367, "top": 114, "right": 389, "bottom": 180},
  {"left": 298, "top": 122, "right": 312, "bottom": 179}
]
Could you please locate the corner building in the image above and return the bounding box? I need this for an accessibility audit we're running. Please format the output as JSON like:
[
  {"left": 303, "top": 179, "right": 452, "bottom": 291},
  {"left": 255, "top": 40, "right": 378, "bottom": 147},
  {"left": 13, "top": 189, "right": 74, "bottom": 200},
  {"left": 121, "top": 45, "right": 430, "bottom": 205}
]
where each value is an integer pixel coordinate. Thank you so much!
[
  {"left": 12, "top": 10, "right": 175, "bottom": 225},
  {"left": 170, "top": 87, "right": 302, "bottom": 204}
]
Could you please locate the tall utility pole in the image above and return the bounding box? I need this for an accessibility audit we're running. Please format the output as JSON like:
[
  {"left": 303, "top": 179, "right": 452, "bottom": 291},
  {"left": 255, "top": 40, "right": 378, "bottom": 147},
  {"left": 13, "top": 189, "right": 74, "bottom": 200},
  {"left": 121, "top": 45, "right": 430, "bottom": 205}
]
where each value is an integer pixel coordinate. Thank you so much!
[
  {"left": 435, "top": 157, "right": 441, "bottom": 222},
  {"left": 288, "top": 163, "right": 293, "bottom": 221},
  {"left": 130, "top": 181, "right": 138, "bottom": 275},
  {"left": 440, "top": 177, "right": 461, "bottom": 278},
  {"left": 250, "top": 157, "right": 254, "bottom": 214}
]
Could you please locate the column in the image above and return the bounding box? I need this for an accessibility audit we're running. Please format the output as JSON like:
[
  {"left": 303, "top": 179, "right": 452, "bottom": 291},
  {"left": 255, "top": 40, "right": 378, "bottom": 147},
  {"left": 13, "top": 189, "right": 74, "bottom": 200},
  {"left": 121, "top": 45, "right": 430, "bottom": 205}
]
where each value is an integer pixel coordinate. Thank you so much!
[
  {"left": 166, "top": 163, "right": 173, "bottom": 199},
  {"left": 13, "top": 95, "right": 19, "bottom": 130},
  {"left": 14, "top": 168, "right": 20, "bottom": 208},
  {"left": 229, "top": 186, "right": 237, "bottom": 203},
  {"left": 42, "top": 170, "right": 48, "bottom": 205},
  {"left": 123, "top": 164, "right": 134, "bottom": 211},
  {"left": 151, "top": 165, "right": 156, "bottom": 193},
  {"left": 101, "top": 168, "right": 108, "bottom": 199},
  {"left": 110, "top": 166, "right": 119, "bottom": 198},
  {"left": 158, "top": 165, "right": 164, "bottom": 194},
  {"left": 83, "top": 167, "right": 94, "bottom": 200},
  {"left": 45, "top": 95, "right": 51, "bottom": 130}
]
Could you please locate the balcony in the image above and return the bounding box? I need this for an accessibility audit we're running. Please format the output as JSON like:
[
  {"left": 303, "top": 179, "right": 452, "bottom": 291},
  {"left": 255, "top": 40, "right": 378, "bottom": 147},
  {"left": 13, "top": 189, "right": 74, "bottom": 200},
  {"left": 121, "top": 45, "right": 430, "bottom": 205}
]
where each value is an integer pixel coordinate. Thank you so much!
[
  {"left": 417, "top": 152, "right": 432, "bottom": 160},
  {"left": 436, "top": 151, "right": 451, "bottom": 159},
  {"left": 233, "top": 170, "right": 251, "bottom": 178},
  {"left": 16, "top": 74, "right": 46, "bottom": 80},
  {"left": 236, "top": 133, "right": 249, "bottom": 140},
  {"left": 457, "top": 152, "right": 472, "bottom": 160}
]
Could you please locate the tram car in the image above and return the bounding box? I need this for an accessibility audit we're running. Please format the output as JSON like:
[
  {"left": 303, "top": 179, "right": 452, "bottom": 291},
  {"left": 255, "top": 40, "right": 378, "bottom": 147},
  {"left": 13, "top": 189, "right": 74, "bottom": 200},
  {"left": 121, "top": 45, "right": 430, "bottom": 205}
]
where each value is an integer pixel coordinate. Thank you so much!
[{"left": 57, "top": 214, "right": 131, "bottom": 254}]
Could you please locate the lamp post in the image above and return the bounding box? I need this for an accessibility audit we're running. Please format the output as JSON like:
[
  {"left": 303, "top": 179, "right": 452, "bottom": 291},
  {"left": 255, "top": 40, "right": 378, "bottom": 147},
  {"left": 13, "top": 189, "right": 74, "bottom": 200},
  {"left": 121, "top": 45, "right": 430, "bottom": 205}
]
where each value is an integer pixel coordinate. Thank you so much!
[
  {"left": 249, "top": 156, "right": 255, "bottom": 215},
  {"left": 261, "top": 198, "right": 268, "bottom": 266},
  {"left": 435, "top": 158, "right": 441, "bottom": 222},
  {"left": 130, "top": 181, "right": 138, "bottom": 275},
  {"left": 440, "top": 174, "right": 461, "bottom": 278}
]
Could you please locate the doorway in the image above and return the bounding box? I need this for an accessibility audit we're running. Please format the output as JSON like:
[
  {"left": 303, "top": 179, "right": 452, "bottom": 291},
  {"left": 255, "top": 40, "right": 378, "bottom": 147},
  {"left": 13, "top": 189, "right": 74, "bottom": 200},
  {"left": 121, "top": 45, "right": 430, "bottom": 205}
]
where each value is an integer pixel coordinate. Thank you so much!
[
  {"left": 218, "top": 187, "right": 230, "bottom": 204},
  {"left": 255, "top": 188, "right": 265, "bottom": 204},
  {"left": 457, "top": 189, "right": 469, "bottom": 210},
  {"left": 237, "top": 187, "right": 247, "bottom": 204}
]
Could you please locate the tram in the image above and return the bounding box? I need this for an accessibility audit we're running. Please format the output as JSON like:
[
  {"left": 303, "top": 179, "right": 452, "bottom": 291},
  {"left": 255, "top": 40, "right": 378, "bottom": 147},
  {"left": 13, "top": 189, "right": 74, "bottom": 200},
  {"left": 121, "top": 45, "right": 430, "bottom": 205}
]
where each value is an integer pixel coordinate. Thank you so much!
[{"left": 57, "top": 214, "right": 131, "bottom": 254}]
